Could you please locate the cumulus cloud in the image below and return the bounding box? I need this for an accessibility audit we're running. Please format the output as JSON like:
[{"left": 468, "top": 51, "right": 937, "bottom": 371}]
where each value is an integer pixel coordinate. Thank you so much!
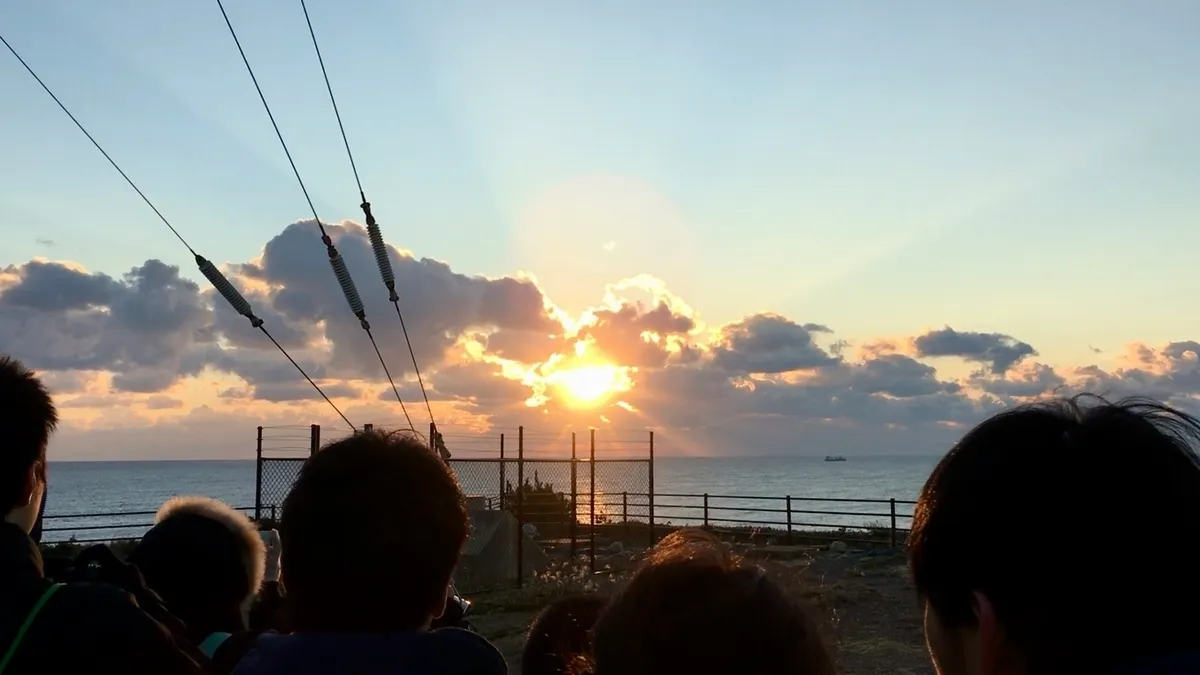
[
  {"left": 913, "top": 326, "right": 1037, "bottom": 374},
  {"left": 4, "top": 218, "right": 1199, "bottom": 459}
]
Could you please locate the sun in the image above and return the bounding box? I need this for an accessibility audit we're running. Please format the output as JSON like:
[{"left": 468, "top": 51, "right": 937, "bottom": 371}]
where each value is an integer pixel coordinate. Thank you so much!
[{"left": 549, "top": 364, "right": 628, "bottom": 408}]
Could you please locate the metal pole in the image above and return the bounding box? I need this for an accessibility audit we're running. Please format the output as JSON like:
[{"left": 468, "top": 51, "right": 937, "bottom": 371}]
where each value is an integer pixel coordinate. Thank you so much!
[
  {"left": 309, "top": 424, "right": 320, "bottom": 456},
  {"left": 648, "top": 430, "right": 656, "bottom": 546},
  {"left": 570, "top": 432, "right": 578, "bottom": 559},
  {"left": 499, "top": 433, "right": 506, "bottom": 510},
  {"left": 254, "top": 426, "right": 264, "bottom": 521},
  {"left": 786, "top": 495, "right": 793, "bottom": 545},
  {"left": 889, "top": 498, "right": 898, "bottom": 548},
  {"left": 516, "top": 426, "right": 525, "bottom": 588},
  {"left": 589, "top": 428, "right": 596, "bottom": 575}
]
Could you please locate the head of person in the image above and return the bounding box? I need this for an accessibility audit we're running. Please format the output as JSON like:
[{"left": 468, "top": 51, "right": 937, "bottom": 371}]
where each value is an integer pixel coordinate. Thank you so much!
[
  {"left": 127, "top": 497, "right": 265, "bottom": 640},
  {"left": 0, "top": 355, "right": 57, "bottom": 535},
  {"left": 910, "top": 395, "right": 1200, "bottom": 675},
  {"left": 591, "top": 528, "right": 834, "bottom": 675},
  {"left": 280, "top": 428, "right": 468, "bottom": 632},
  {"left": 522, "top": 594, "right": 607, "bottom": 675}
]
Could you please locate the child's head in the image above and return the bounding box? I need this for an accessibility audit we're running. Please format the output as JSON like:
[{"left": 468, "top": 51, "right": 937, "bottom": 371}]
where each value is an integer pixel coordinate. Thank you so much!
[
  {"left": 522, "top": 594, "right": 607, "bottom": 675},
  {"left": 280, "top": 428, "right": 467, "bottom": 632},
  {"left": 592, "top": 528, "right": 834, "bottom": 675},
  {"left": 128, "top": 496, "right": 265, "bottom": 638}
]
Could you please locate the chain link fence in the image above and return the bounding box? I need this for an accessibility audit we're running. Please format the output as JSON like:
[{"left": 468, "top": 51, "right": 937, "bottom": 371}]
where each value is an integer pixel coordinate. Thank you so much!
[{"left": 255, "top": 424, "right": 655, "bottom": 586}]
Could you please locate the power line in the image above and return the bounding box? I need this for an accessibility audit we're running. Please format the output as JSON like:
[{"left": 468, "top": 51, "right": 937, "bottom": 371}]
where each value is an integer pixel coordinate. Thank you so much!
[
  {"left": 1, "top": 33, "right": 193, "bottom": 255},
  {"left": 298, "top": 0, "right": 438, "bottom": 431},
  {"left": 216, "top": 0, "right": 415, "bottom": 432},
  {"left": 0, "top": 29, "right": 354, "bottom": 431}
]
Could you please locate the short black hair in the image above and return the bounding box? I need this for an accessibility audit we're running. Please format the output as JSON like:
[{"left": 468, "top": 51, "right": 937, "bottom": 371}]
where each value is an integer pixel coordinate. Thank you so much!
[
  {"left": 522, "top": 594, "right": 607, "bottom": 675},
  {"left": 280, "top": 428, "right": 467, "bottom": 631},
  {"left": 0, "top": 355, "right": 58, "bottom": 513},
  {"left": 909, "top": 394, "right": 1200, "bottom": 673},
  {"left": 592, "top": 528, "right": 834, "bottom": 675}
]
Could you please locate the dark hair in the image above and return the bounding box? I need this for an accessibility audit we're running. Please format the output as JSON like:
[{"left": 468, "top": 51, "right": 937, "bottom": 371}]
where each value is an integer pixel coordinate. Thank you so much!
[
  {"left": 522, "top": 594, "right": 607, "bottom": 675},
  {"left": 591, "top": 528, "right": 834, "bottom": 675},
  {"left": 0, "top": 355, "right": 57, "bottom": 513},
  {"left": 909, "top": 394, "right": 1200, "bottom": 673},
  {"left": 280, "top": 428, "right": 467, "bottom": 632}
]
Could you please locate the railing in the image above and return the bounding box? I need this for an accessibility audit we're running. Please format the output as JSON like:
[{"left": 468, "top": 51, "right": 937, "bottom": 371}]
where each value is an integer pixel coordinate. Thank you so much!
[
  {"left": 39, "top": 506, "right": 258, "bottom": 544},
  {"left": 39, "top": 491, "right": 913, "bottom": 569},
  {"left": 637, "top": 492, "right": 916, "bottom": 547}
]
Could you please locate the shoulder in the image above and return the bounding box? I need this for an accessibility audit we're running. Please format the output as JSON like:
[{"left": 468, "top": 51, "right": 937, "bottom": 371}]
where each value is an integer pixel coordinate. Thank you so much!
[
  {"left": 54, "top": 583, "right": 204, "bottom": 661},
  {"left": 427, "top": 628, "right": 508, "bottom": 674}
]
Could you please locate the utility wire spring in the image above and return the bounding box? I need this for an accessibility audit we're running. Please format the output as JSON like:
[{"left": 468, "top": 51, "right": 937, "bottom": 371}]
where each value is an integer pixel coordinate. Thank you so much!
[
  {"left": 1, "top": 29, "right": 355, "bottom": 432},
  {"left": 326, "top": 240, "right": 367, "bottom": 325},
  {"left": 296, "top": 0, "right": 438, "bottom": 432},
  {"left": 198, "top": 255, "right": 262, "bottom": 327},
  {"left": 364, "top": 208, "right": 398, "bottom": 300},
  {"left": 219, "top": 0, "right": 415, "bottom": 430}
]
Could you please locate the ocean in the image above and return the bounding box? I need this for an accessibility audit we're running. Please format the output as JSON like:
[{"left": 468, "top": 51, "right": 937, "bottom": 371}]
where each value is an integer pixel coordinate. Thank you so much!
[{"left": 42, "top": 455, "right": 940, "bottom": 543}]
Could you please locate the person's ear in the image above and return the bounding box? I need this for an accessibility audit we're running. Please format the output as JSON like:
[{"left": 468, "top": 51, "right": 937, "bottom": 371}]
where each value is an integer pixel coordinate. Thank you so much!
[
  {"left": 973, "top": 591, "right": 1004, "bottom": 675},
  {"left": 21, "top": 462, "right": 39, "bottom": 505},
  {"left": 429, "top": 583, "right": 450, "bottom": 621}
]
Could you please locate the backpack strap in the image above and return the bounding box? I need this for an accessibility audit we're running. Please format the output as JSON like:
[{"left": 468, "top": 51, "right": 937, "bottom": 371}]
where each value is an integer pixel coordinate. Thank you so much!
[
  {"left": 198, "top": 632, "right": 233, "bottom": 659},
  {"left": 0, "top": 583, "right": 64, "bottom": 674}
]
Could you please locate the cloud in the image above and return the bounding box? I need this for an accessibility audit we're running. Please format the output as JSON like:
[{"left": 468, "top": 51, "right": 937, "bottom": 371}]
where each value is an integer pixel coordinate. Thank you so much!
[
  {"left": 912, "top": 326, "right": 1037, "bottom": 374},
  {"left": 4, "top": 217, "right": 1199, "bottom": 459}
]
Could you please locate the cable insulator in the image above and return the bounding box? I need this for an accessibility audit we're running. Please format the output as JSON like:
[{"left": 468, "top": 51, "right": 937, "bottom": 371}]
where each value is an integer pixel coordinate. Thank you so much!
[
  {"left": 327, "top": 246, "right": 368, "bottom": 324},
  {"left": 197, "top": 255, "right": 264, "bottom": 328},
  {"left": 363, "top": 202, "right": 399, "bottom": 302}
]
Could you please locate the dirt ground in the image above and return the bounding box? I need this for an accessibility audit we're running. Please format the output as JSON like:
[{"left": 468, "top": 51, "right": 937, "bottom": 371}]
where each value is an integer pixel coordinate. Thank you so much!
[{"left": 469, "top": 542, "right": 933, "bottom": 675}]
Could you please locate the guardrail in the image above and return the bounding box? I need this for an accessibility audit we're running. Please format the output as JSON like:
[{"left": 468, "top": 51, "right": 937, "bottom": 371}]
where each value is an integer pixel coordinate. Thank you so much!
[
  {"left": 39, "top": 491, "right": 916, "bottom": 584},
  {"left": 39, "top": 506, "right": 258, "bottom": 544}
]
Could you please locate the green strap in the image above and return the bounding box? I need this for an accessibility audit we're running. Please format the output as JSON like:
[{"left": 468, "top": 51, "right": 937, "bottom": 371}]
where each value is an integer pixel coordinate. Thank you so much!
[{"left": 0, "top": 583, "right": 64, "bottom": 675}]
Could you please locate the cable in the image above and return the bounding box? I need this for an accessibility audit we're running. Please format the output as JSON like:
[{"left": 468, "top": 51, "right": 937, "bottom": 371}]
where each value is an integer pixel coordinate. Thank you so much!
[
  {"left": 299, "top": 0, "right": 363, "bottom": 199},
  {"left": 217, "top": 0, "right": 415, "bottom": 431},
  {"left": 1, "top": 33, "right": 193, "bottom": 255},
  {"left": 1, "top": 29, "right": 355, "bottom": 432},
  {"left": 298, "top": 0, "right": 438, "bottom": 431}
]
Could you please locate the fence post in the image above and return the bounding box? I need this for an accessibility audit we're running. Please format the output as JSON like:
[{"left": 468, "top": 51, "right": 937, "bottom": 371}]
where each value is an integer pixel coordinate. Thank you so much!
[
  {"left": 516, "top": 426, "right": 525, "bottom": 588},
  {"left": 498, "top": 433, "right": 506, "bottom": 510},
  {"left": 703, "top": 493, "right": 709, "bottom": 529},
  {"left": 309, "top": 424, "right": 320, "bottom": 456},
  {"left": 889, "top": 498, "right": 897, "bottom": 548},
  {"left": 570, "top": 432, "right": 578, "bottom": 559},
  {"left": 786, "top": 495, "right": 793, "bottom": 545},
  {"left": 363, "top": 423, "right": 373, "bottom": 432},
  {"left": 589, "top": 428, "right": 596, "bottom": 575},
  {"left": 254, "top": 426, "right": 264, "bottom": 521},
  {"left": 648, "top": 430, "right": 655, "bottom": 547},
  {"left": 623, "top": 491, "right": 629, "bottom": 542}
]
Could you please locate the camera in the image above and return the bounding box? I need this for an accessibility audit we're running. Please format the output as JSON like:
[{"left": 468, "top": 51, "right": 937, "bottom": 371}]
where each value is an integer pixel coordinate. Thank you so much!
[{"left": 431, "top": 592, "right": 474, "bottom": 631}]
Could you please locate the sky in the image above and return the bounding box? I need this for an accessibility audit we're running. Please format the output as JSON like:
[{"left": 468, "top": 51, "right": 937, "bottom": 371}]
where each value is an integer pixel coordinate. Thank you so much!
[{"left": 2, "top": 1, "right": 1199, "bottom": 460}]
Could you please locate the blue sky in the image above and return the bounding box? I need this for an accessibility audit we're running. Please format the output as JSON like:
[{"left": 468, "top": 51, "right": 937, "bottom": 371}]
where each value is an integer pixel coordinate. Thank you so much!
[{"left": 3, "top": 0, "right": 1199, "bottom": 370}]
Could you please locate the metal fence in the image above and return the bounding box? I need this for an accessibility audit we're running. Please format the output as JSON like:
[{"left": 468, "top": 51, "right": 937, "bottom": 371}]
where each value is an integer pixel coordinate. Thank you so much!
[
  {"left": 255, "top": 424, "right": 656, "bottom": 587},
  {"left": 40, "top": 424, "right": 914, "bottom": 590}
]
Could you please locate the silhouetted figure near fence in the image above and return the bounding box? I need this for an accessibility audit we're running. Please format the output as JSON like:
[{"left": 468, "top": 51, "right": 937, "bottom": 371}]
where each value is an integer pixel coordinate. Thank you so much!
[
  {"left": 589, "top": 528, "right": 834, "bottom": 675},
  {"left": 231, "top": 428, "right": 506, "bottom": 675},
  {"left": 127, "top": 497, "right": 268, "bottom": 662},
  {"left": 521, "top": 594, "right": 607, "bottom": 675},
  {"left": 910, "top": 395, "right": 1200, "bottom": 675},
  {"left": 0, "top": 355, "right": 207, "bottom": 675}
]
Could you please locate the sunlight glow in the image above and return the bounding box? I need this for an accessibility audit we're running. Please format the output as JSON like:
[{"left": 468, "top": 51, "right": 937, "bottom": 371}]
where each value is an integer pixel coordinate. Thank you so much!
[{"left": 548, "top": 364, "right": 629, "bottom": 408}]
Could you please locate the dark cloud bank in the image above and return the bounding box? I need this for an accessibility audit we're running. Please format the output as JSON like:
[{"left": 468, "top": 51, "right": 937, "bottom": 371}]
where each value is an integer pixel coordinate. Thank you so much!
[{"left": 4, "top": 220, "right": 1199, "bottom": 457}]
